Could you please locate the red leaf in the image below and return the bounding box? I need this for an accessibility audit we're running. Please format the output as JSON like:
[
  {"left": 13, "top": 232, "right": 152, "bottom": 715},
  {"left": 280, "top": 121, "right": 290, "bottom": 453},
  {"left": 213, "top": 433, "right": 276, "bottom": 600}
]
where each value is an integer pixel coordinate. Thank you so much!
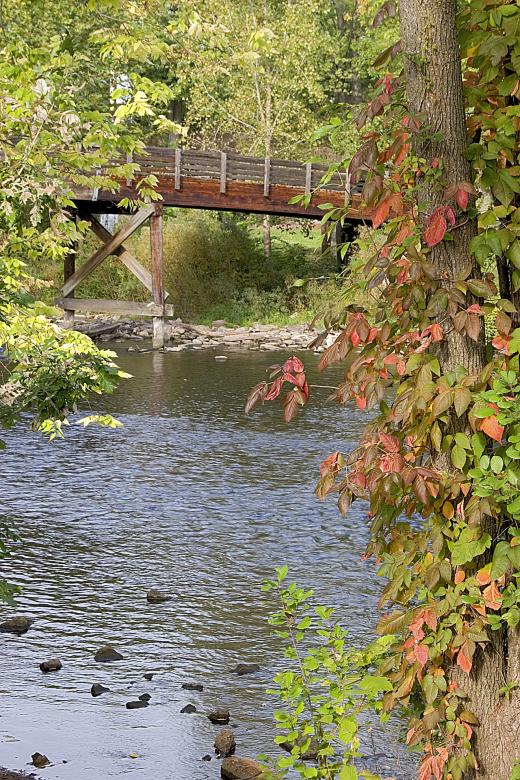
[
  {"left": 424, "top": 208, "right": 447, "bottom": 247},
  {"left": 414, "top": 643, "right": 429, "bottom": 668},
  {"left": 372, "top": 196, "right": 391, "bottom": 228},
  {"left": 351, "top": 328, "right": 361, "bottom": 347},
  {"left": 456, "top": 188, "right": 469, "bottom": 210},
  {"left": 492, "top": 334, "right": 511, "bottom": 355},
  {"left": 265, "top": 377, "right": 283, "bottom": 401},
  {"left": 355, "top": 394, "right": 367, "bottom": 410},
  {"left": 283, "top": 356, "right": 304, "bottom": 374},
  {"left": 480, "top": 414, "right": 504, "bottom": 442},
  {"left": 445, "top": 205, "right": 456, "bottom": 226},
  {"left": 379, "top": 432, "right": 400, "bottom": 452},
  {"left": 245, "top": 382, "right": 268, "bottom": 414}
]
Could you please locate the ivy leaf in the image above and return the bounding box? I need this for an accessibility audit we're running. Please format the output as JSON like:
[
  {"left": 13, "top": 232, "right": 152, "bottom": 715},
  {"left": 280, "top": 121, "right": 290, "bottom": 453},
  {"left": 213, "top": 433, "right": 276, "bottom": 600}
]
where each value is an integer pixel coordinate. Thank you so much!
[
  {"left": 432, "top": 389, "right": 453, "bottom": 417},
  {"left": 449, "top": 529, "right": 491, "bottom": 566},
  {"left": 451, "top": 444, "right": 466, "bottom": 470},
  {"left": 491, "top": 541, "right": 511, "bottom": 579},
  {"left": 424, "top": 208, "right": 447, "bottom": 247},
  {"left": 454, "top": 387, "right": 471, "bottom": 417},
  {"left": 480, "top": 414, "right": 504, "bottom": 442}
]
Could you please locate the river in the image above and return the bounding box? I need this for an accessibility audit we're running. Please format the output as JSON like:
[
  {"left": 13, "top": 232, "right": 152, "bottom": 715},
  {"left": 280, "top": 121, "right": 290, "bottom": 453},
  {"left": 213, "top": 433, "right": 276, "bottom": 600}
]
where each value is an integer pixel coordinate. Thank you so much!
[{"left": 0, "top": 347, "right": 414, "bottom": 779}]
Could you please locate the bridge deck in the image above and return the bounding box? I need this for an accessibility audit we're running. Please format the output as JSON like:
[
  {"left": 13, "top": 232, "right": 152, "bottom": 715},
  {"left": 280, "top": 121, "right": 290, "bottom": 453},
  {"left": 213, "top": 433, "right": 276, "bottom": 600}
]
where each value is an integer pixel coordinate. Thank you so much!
[{"left": 72, "top": 147, "right": 370, "bottom": 221}]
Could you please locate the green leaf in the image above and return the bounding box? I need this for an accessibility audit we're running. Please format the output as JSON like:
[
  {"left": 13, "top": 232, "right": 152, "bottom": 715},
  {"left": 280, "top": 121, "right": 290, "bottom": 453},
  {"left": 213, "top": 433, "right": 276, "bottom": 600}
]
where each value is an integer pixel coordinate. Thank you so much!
[
  {"left": 339, "top": 766, "right": 358, "bottom": 780},
  {"left": 338, "top": 716, "right": 358, "bottom": 744},
  {"left": 452, "top": 444, "right": 467, "bottom": 470},
  {"left": 449, "top": 529, "right": 492, "bottom": 566},
  {"left": 491, "top": 541, "right": 511, "bottom": 579},
  {"left": 358, "top": 675, "right": 393, "bottom": 693}
]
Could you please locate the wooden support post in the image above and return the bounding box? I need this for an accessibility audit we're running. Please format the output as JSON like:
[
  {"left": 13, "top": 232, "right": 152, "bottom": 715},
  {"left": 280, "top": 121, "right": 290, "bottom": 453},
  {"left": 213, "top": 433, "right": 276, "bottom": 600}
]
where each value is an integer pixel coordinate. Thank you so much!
[
  {"left": 220, "top": 152, "right": 227, "bottom": 194},
  {"left": 150, "top": 204, "right": 165, "bottom": 349},
  {"left": 305, "top": 162, "right": 312, "bottom": 196},
  {"left": 63, "top": 242, "right": 76, "bottom": 328},
  {"left": 263, "top": 157, "right": 271, "bottom": 198}
]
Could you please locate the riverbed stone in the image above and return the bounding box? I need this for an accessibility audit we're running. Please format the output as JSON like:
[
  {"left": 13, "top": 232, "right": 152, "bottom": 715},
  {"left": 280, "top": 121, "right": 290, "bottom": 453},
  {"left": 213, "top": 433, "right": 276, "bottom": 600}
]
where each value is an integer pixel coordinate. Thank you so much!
[
  {"left": 94, "top": 645, "right": 123, "bottom": 663},
  {"left": 0, "top": 616, "right": 34, "bottom": 635},
  {"left": 221, "top": 757, "right": 266, "bottom": 779},
  {"left": 138, "top": 693, "right": 151, "bottom": 702},
  {"left": 208, "top": 707, "right": 230, "bottom": 725},
  {"left": 232, "top": 663, "right": 260, "bottom": 676},
  {"left": 40, "top": 659, "right": 62, "bottom": 673},
  {"left": 91, "top": 683, "right": 110, "bottom": 697},
  {"left": 181, "top": 682, "right": 203, "bottom": 691},
  {"left": 146, "top": 588, "right": 172, "bottom": 604},
  {"left": 214, "top": 729, "right": 236, "bottom": 757},
  {"left": 180, "top": 703, "right": 197, "bottom": 714},
  {"left": 126, "top": 700, "right": 148, "bottom": 709},
  {"left": 143, "top": 672, "right": 154, "bottom": 681},
  {"left": 31, "top": 753, "right": 50, "bottom": 769}
]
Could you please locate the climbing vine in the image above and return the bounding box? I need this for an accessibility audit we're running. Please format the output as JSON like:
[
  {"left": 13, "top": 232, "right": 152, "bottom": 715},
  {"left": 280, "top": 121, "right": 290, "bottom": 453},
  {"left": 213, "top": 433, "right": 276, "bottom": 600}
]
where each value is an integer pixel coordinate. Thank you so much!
[{"left": 247, "top": 1, "right": 520, "bottom": 778}]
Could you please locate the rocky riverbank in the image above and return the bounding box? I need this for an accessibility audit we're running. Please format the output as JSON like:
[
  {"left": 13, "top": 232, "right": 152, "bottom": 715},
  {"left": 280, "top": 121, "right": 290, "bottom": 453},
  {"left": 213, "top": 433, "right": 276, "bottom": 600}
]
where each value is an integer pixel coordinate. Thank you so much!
[
  {"left": 67, "top": 317, "right": 333, "bottom": 353},
  {"left": 0, "top": 770, "right": 38, "bottom": 780}
]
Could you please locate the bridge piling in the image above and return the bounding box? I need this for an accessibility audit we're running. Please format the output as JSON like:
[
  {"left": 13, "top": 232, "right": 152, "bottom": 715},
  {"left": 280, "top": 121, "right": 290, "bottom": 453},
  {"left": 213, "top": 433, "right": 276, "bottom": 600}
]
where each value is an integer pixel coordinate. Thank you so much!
[{"left": 150, "top": 204, "right": 165, "bottom": 350}]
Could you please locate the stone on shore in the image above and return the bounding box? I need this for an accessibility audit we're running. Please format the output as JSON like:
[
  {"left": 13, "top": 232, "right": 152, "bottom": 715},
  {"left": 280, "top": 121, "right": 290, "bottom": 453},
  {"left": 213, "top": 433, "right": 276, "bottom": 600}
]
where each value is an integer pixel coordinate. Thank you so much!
[
  {"left": 181, "top": 682, "right": 203, "bottom": 691},
  {"left": 94, "top": 646, "right": 123, "bottom": 663},
  {"left": 221, "top": 757, "right": 266, "bottom": 780},
  {"left": 214, "top": 729, "right": 236, "bottom": 757},
  {"left": 146, "top": 589, "right": 172, "bottom": 604},
  {"left": 0, "top": 617, "right": 34, "bottom": 635},
  {"left": 180, "top": 704, "right": 197, "bottom": 714},
  {"left": 31, "top": 754, "right": 50, "bottom": 769},
  {"left": 208, "top": 707, "right": 230, "bottom": 725},
  {"left": 39, "top": 659, "right": 62, "bottom": 673},
  {"left": 91, "top": 683, "right": 110, "bottom": 697},
  {"left": 232, "top": 663, "right": 260, "bottom": 676}
]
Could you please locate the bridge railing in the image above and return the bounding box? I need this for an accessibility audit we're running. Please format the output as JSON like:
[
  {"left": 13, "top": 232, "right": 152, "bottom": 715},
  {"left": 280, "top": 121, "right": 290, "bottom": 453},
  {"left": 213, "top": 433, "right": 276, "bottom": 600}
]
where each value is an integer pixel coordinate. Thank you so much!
[{"left": 103, "top": 147, "right": 350, "bottom": 198}]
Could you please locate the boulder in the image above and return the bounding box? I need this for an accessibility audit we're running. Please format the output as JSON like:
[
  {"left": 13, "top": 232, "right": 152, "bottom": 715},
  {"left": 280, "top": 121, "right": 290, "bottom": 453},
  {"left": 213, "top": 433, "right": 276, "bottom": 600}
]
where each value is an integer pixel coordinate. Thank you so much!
[
  {"left": 146, "top": 589, "right": 172, "bottom": 604},
  {"left": 94, "top": 645, "right": 123, "bottom": 663},
  {"left": 126, "top": 700, "right": 148, "bottom": 709},
  {"left": 180, "top": 704, "right": 197, "bottom": 714},
  {"left": 0, "top": 616, "right": 34, "bottom": 635},
  {"left": 181, "top": 682, "right": 203, "bottom": 691},
  {"left": 214, "top": 729, "right": 236, "bottom": 757},
  {"left": 143, "top": 672, "right": 154, "bottom": 681},
  {"left": 232, "top": 663, "right": 260, "bottom": 676},
  {"left": 91, "top": 683, "right": 110, "bottom": 697},
  {"left": 40, "top": 659, "right": 62, "bottom": 673},
  {"left": 31, "top": 753, "right": 50, "bottom": 768},
  {"left": 138, "top": 693, "right": 151, "bottom": 702},
  {"left": 202, "top": 754, "right": 212, "bottom": 761},
  {"left": 208, "top": 707, "right": 230, "bottom": 725},
  {"left": 221, "top": 757, "right": 266, "bottom": 780},
  {"left": 281, "top": 737, "right": 319, "bottom": 761}
]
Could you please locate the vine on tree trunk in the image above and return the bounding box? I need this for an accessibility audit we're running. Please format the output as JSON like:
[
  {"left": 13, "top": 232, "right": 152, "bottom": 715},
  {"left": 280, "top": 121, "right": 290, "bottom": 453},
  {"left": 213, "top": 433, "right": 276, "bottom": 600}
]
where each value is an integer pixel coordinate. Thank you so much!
[{"left": 247, "top": 1, "right": 520, "bottom": 778}]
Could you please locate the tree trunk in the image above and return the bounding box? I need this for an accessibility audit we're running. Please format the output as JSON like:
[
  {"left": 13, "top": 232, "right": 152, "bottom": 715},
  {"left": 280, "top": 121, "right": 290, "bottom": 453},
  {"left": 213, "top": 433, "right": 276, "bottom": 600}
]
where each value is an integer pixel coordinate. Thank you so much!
[{"left": 399, "top": 2, "right": 520, "bottom": 778}]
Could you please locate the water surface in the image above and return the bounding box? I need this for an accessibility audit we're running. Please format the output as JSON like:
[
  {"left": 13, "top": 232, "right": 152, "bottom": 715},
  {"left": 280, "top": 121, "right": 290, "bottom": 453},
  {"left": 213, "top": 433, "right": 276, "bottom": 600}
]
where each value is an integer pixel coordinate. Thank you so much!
[{"left": 0, "top": 348, "right": 412, "bottom": 779}]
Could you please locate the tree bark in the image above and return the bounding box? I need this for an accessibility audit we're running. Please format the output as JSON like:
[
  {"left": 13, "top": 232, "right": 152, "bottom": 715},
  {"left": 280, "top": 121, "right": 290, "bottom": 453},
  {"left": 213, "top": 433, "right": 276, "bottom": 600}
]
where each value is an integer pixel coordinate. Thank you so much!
[{"left": 399, "top": 2, "right": 520, "bottom": 778}]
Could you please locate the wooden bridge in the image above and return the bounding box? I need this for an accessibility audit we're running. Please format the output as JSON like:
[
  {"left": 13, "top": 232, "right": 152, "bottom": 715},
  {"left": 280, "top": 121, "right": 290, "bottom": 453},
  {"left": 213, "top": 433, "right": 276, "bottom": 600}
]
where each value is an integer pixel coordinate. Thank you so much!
[{"left": 63, "top": 147, "right": 370, "bottom": 348}]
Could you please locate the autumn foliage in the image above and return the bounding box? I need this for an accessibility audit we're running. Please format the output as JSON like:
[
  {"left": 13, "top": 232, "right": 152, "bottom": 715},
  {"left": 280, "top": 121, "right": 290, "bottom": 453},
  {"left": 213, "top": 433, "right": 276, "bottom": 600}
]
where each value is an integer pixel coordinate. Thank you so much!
[{"left": 246, "top": 1, "right": 520, "bottom": 778}]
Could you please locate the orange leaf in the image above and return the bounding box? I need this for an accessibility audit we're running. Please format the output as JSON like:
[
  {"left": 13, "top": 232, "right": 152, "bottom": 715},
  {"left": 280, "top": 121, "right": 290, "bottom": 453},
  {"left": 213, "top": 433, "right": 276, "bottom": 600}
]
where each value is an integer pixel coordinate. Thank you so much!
[
  {"left": 414, "top": 643, "right": 429, "bottom": 668},
  {"left": 480, "top": 414, "right": 504, "bottom": 442},
  {"left": 456, "top": 643, "right": 472, "bottom": 674},
  {"left": 476, "top": 568, "right": 491, "bottom": 586},
  {"left": 454, "top": 569, "right": 465, "bottom": 584},
  {"left": 372, "top": 196, "right": 391, "bottom": 228},
  {"left": 483, "top": 582, "right": 502, "bottom": 611}
]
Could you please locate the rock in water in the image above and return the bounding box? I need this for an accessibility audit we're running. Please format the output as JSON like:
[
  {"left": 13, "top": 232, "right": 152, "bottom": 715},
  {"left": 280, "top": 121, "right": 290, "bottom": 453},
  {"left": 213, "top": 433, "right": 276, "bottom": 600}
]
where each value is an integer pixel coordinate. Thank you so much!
[
  {"left": 126, "top": 700, "right": 149, "bottom": 709},
  {"left": 91, "top": 683, "right": 110, "bottom": 697},
  {"left": 202, "top": 754, "right": 212, "bottom": 762},
  {"left": 232, "top": 663, "right": 260, "bottom": 676},
  {"left": 0, "top": 616, "right": 34, "bottom": 635},
  {"left": 94, "top": 645, "right": 123, "bottom": 663},
  {"left": 40, "top": 658, "right": 62, "bottom": 673},
  {"left": 31, "top": 753, "right": 50, "bottom": 768},
  {"left": 181, "top": 682, "right": 203, "bottom": 691},
  {"left": 143, "top": 672, "right": 154, "bottom": 681},
  {"left": 221, "top": 757, "right": 265, "bottom": 779},
  {"left": 146, "top": 589, "right": 172, "bottom": 604},
  {"left": 138, "top": 693, "right": 151, "bottom": 702},
  {"left": 208, "top": 707, "right": 230, "bottom": 725},
  {"left": 214, "top": 729, "right": 236, "bottom": 757},
  {"left": 180, "top": 704, "right": 197, "bottom": 714},
  {"left": 281, "top": 737, "right": 319, "bottom": 760}
]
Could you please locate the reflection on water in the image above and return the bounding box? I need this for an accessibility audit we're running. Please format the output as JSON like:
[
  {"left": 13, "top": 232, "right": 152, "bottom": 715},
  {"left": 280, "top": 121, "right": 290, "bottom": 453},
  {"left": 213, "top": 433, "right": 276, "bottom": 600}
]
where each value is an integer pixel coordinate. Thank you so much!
[{"left": 0, "top": 348, "right": 413, "bottom": 779}]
